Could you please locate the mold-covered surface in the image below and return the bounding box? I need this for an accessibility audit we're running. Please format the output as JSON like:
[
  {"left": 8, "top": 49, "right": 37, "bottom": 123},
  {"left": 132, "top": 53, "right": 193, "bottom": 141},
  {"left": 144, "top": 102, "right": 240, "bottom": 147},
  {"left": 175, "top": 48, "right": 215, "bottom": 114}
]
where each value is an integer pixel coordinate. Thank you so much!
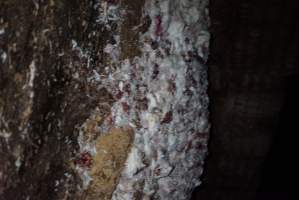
[{"left": 0, "top": 0, "right": 210, "bottom": 199}]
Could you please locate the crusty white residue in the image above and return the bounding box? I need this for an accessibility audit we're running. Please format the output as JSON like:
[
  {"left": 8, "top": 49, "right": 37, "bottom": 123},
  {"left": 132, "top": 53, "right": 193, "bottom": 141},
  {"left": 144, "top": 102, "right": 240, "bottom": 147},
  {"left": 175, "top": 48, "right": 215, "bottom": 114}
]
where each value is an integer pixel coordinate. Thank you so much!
[
  {"left": 73, "top": 1, "right": 210, "bottom": 199},
  {"left": 28, "top": 61, "right": 36, "bottom": 88},
  {"left": 107, "top": 0, "right": 210, "bottom": 199}
]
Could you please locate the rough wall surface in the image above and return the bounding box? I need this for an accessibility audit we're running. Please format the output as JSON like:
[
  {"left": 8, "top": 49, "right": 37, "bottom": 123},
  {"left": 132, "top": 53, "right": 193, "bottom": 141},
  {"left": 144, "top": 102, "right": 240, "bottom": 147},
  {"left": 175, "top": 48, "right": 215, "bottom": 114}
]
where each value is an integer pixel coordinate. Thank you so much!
[{"left": 0, "top": 0, "right": 210, "bottom": 199}]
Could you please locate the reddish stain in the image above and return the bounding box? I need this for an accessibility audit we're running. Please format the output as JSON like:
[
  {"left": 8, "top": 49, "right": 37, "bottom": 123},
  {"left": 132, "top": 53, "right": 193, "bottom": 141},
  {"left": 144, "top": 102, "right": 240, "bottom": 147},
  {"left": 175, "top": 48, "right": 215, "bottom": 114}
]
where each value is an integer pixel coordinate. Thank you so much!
[
  {"left": 154, "top": 165, "right": 161, "bottom": 176},
  {"left": 155, "top": 168, "right": 161, "bottom": 176},
  {"left": 115, "top": 90, "right": 124, "bottom": 99},
  {"left": 106, "top": 114, "right": 114, "bottom": 126},
  {"left": 75, "top": 151, "right": 93, "bottom": 168},
  {"left": 122, "top": 102, "right": 130, "bottom": 113},
  {"left": 161, "top": 111, "right": 173, "bottom": 124},
  {"left": 155, "top": 15, "right": 162, "bottom": 36}
]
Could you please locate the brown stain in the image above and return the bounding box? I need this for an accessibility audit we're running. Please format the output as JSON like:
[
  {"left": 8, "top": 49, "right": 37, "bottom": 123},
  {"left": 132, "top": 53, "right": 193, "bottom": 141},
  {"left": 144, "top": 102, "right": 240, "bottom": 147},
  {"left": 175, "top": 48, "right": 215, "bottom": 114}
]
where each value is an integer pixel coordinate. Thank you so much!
[
  {"left": 120, "top": 0, "right": 146, "bottom": 59},
  {"left": 82, "top": 113, "right": 103, "bottom": 143},
  {"left": 85, "top": 127, "right": 134, "bottom": 200}
]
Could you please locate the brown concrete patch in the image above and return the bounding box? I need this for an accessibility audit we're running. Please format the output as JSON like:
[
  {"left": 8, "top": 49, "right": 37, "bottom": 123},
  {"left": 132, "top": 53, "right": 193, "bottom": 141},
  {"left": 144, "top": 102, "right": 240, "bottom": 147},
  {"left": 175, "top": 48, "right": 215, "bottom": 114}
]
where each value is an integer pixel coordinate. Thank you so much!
[{"left": 85, "top": 127, "right": 134, "bottom": 200}]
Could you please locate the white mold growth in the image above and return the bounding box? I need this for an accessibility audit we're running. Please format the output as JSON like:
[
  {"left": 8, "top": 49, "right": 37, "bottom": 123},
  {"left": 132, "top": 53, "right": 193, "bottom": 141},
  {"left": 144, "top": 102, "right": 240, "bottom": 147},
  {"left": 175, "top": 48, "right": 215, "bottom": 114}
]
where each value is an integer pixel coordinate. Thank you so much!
[
  {"left": 28, "top": 61, "right": 36, "bottom": 88},
  {"left": 1, "top": 51, "right": 7, "bottom": 63},
  {"left": 95, "top": 0, "right": 121, "bottom": 29},
  {"left": 0, "top": 129, "right": 12, "bottom": 143},
  {"left": 14, "top": 157, "right": 22, "bottom": 170},
  {"left": 71, "top": 1, "right": 210, "bottom": 199},
  {"left": 107, "top": 0, "right": 210, "bottom": 199}
]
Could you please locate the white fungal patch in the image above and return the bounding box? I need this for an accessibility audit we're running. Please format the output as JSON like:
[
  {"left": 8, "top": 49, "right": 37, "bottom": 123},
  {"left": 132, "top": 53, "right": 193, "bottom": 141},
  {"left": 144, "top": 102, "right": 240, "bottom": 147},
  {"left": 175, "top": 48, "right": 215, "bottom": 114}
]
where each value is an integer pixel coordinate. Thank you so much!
[
  {"left": 0, "top": 111, "right": 10, "bottom": 143},
  {"left": 95, "top": 0, "right": 120, "bottom": 29},
  {"left": 71, "top": 39, "right": 91, "bottom": 68},
  {"left": 1, "top": 51, "right": 7, "bottom": 63},
  {"left": 109, "top": 0, "right": 210, "bottom": 199},
  {"left": 71, "top": 39, "right": 78, "bottom": 49},
  {"left": 0, "top": 129, "right": 12, "bottom": 143},
  {"left": 124, "top": 147, "right": 145, "bottom": 177},
  {"left": 15, "top": 157, "right": 22, "bottom": 170},
  {"left": 28, "top": 61, "right": 36, "bottom": 88},
  {"left": 76, "top": 165, "right": 93, "bottom": 190},
  {"left": 104, "top": 43, "right": 120, "bottom": 62},
  {"left": 71, "top": 1, "right": 210, "bottom": 199}
]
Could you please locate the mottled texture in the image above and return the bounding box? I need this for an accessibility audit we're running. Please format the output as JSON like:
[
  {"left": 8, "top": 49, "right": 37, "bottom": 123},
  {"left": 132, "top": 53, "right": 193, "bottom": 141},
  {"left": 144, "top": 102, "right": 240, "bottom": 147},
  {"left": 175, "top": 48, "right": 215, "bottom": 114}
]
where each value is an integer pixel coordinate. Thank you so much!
[
  {"left": 0, "top": 0, "right": 210, "bottom": 200},
  {"left": 0, "top": 0, "right": 116, "bottom": 199},
  {"left": 100, "top": 0, "right": 210, "bottom": 199}
]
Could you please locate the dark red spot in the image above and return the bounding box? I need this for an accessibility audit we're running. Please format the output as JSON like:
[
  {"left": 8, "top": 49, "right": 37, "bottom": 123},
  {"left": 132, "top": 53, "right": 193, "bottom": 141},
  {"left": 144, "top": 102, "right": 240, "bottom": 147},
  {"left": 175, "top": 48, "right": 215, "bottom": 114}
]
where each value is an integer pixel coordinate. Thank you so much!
[
  {"left": 155, "top": 15, "right": 162, "bottom": 36},
  {"left": 75, "top": 151, "right": 93, "bottom": 168},
  {"left": 155, "top": 168, "right": 161, "bottom": 176},
  {"left": 115, "top": 90, "right": 123, "bottom": 99},
  {"left": 154, "top": 164, "right": 161, "bottom": 176},
  {"left": 122, "top": 102, "right": 130, "bottom": 113},
  {"left": 106, "top": 114, "right": 114, "bottom": 126},
  {"left": 161, "top": 111, "right": 173, "bottom": 124}
]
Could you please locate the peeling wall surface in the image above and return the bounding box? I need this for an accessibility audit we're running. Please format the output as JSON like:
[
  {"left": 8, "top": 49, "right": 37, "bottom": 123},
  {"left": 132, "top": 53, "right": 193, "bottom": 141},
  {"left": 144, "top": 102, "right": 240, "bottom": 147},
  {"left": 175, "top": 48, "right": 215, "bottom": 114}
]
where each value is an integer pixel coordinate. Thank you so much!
[{"left": 0, "top": 0, "right": 210, "bottom": 200}]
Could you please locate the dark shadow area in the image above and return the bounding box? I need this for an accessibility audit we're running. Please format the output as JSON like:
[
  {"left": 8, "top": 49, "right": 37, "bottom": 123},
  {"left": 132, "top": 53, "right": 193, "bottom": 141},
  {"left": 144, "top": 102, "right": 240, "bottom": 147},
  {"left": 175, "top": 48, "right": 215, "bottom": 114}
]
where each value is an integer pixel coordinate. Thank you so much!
[
  {"left": 255, "top": 76, "right": 298, "bottom": 200},
  {"left": 191, "top": 0, "right": 299, "bottom": 199}
]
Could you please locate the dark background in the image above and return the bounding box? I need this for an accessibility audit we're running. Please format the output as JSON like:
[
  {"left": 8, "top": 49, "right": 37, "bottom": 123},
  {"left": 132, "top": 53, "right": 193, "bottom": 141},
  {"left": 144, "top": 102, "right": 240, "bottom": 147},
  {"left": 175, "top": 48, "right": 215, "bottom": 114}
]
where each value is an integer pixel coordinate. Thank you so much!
[
  {"left": 1, "top": 0, "right": 298, "bottom": 199},
  {"left": 192, "top": 0, "right": 298, "bottom": 199}
]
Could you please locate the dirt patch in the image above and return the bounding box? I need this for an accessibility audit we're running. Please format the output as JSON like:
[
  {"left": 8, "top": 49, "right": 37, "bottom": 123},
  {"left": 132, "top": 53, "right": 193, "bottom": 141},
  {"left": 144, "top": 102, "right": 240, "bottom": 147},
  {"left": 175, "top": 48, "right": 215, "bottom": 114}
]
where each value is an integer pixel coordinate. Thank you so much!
[
  {"left": 120, "top": 0, "right": 145, "bottom": 59},
  {"left": 85, "top": 127, "right": 134, "bottom": 200}
]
